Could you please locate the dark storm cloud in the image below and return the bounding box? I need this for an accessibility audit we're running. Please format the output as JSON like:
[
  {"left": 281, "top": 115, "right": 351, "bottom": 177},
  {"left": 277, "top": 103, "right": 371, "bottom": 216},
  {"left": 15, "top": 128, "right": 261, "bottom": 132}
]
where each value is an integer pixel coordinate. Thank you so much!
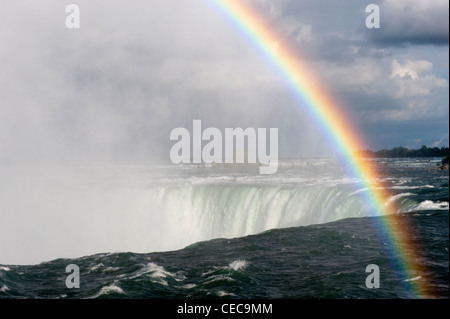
[
  {"left": 274, "top": 0, "right": 448, "bottom": 149},
  {"left": 367, "top": 0, "right": 449, "bottom": 46}
]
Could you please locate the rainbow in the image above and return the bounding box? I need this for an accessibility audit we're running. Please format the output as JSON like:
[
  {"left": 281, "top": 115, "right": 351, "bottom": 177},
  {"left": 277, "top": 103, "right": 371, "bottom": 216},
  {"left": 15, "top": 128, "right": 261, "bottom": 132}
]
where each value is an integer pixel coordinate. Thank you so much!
[{"left": 210, "top": 0, "right": 431, "bottom": 298}]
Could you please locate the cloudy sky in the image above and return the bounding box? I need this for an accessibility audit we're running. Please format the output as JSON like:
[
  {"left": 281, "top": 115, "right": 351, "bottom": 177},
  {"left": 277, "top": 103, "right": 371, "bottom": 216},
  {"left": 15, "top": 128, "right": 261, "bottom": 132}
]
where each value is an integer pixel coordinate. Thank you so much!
[{"left": 0, "top": 0, "right": 448, "bottom": 164}]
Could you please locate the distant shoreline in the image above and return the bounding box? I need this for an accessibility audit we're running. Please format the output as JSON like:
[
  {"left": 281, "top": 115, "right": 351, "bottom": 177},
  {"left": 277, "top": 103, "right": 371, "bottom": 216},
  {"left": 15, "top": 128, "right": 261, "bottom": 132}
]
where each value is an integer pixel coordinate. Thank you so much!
[{"left": 354, "top": 145, "right": 449, "bottom": 158}]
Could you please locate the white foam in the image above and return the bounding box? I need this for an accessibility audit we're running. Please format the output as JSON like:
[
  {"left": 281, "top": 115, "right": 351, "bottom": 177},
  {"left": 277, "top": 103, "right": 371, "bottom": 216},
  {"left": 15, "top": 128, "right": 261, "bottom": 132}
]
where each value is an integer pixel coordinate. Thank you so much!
[
  {"left": 217, "top": 290, "right": 236, "bottom": 297},
  {"left": 0, "top": 284, "right": 9, "bottom": 292},
  {"left": 229, "top": 260, "right": 248, "bottom": 271},
  {"left": 146, "top": 263, "right": 170, "bottom": 286},
  {"left": 180, "top": 283, "right": 196, "bottom": 289},
  {"left": 404, "top": 275, "right": 421, "bottom": 282},
  {"left": 385, "top": 193, "right": 416, "bottom": 205},
  {"left": 129, "top": 262, "right": 184, "bottom": 286},
  {"left": 147, "top": 262, "right": 172, "bottom": 278},
  {"left": 391, "top": 185, "right": 434, "bottom": 190},
  {"left": 203, "top": 275, "right": 235, "bottom": 285},
  {"left": 407, "top": 200, "right": 449, "bottom": 212},
  {"left": 0, "top": 266, "right": 10, "bottom": 271},
  {"left": 201, "top": 269, "right": 215, "bottom": 277},
  {"left": 88, "top": 263, "right": 103, "bottom": 272},
  {"left": 91, "top": 284, "right": 125, "bottom": 298}
]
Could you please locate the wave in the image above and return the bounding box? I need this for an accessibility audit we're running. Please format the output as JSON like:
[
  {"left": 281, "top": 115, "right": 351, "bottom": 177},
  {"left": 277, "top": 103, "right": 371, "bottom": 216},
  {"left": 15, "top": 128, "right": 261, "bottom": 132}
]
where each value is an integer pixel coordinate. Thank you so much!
[
  {"left": 90, "top": 284, "right": 125, "bottom": 298},
  {"left": 406, "top": 200, "right": 449, "bottom": 212},
  {"left": 88, "top": 263, "right": 103, "bottom": 272},
  {"left": 385, "top": 192, "right": 416, "bottom": 205},
  {"left": 179, "top": 283, "right": 196, "bottom": 289},
  {"left": 391, "top": 185, "right": 435, "bottom": 190},
  {"left": 404, "top": 276, "right": 422, "bottom": 282},
  {"left": 216, "top": 290, "right": 237, "bottom": 297},
  {"left": 125, "top": 262, "right": 185, "bottom": 286}
]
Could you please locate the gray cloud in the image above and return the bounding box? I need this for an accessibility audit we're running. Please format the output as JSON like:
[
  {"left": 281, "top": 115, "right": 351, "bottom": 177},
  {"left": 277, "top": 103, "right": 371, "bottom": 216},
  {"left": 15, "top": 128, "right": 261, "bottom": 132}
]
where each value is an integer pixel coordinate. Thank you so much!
[{"left": 368, "top": 0, "right": 449, "bottom": 46}]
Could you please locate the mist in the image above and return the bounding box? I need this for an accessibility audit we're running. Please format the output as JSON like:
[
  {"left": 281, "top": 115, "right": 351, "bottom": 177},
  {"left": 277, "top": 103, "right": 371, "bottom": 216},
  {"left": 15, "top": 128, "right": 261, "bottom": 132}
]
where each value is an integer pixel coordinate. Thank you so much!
[
  {"left": 0, "top": 0, "right": 329, "bottom": 167},
  {"left": 0, "top": 0, "right": 337, "bottom": 265}
]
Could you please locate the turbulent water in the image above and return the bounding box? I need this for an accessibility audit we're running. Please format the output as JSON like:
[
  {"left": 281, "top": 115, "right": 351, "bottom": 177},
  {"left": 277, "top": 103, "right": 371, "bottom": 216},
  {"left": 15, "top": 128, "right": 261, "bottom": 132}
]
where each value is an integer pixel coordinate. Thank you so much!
[{"left": 0, "top": 158, "right": 448, "bottom": 298}]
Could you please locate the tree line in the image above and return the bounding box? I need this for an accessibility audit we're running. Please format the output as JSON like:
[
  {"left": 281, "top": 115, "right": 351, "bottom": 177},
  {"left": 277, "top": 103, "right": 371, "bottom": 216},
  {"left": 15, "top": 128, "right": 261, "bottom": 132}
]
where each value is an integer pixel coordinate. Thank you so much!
[{"left": 355, "top": 145, "right": 449, "bottom": 158}]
